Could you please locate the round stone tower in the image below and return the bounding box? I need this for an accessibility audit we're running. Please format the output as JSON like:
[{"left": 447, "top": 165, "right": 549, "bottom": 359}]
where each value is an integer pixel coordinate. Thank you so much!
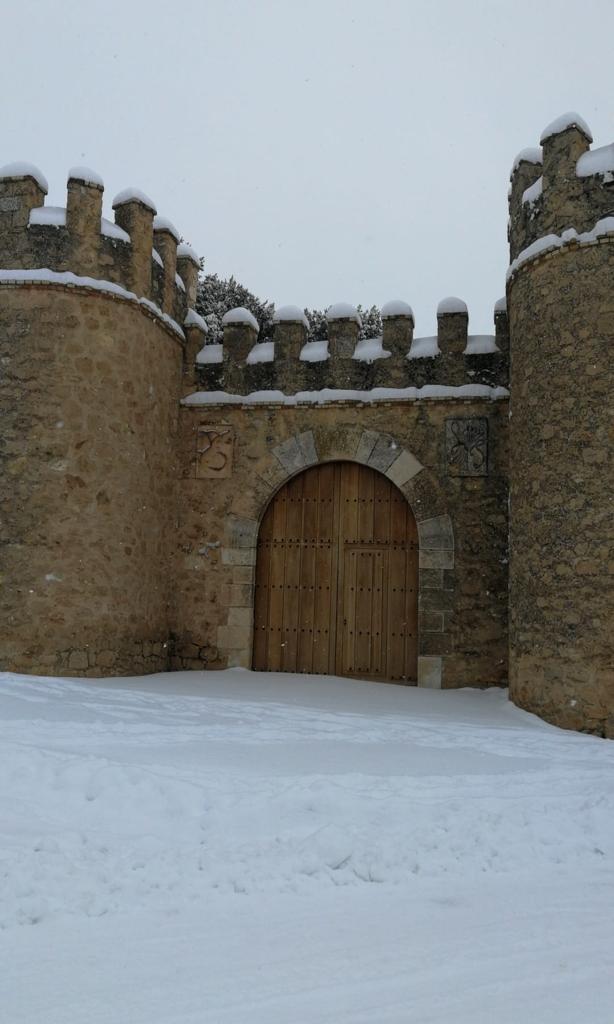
[
  {"left": 0, "top": 164, "right": 204, "bottom": 677},
  {"left": 507, "top": 114, "right": 614, "bottom": 736}
]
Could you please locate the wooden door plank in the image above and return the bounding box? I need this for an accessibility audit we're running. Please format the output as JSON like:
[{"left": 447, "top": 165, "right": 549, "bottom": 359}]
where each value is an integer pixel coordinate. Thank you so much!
[{"left": 313, "top": 463, "right": 336, "bottom": 674}]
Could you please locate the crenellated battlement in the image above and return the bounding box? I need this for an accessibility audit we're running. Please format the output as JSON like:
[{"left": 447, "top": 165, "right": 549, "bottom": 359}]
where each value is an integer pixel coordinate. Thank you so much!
[
  {"left": 190, "top": 297, "right": 509, "bottom": 400},
  {"left": 508, "top": 112, "right": 614, "bottom": 260},
  {"left": 0, "top": 163, "right": 198, "bottom": 328}
]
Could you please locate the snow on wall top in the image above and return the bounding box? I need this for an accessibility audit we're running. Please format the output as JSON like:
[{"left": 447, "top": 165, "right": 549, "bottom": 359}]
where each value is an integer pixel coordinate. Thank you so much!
[
  {"left": 494, "top": 296, "right": 507, "bottom": 313},
  {"left": 381, "top": 299, "right": 414, "bottom": 320},
  {"left": 510, "top": 147, "right": 543, "bottom": 175},
  {"left": 153, "top": 215, "right": 180, "bottom": 241},
  {"left": 353, "top": 337, "right": 391, "bottom": 362},
  {"left": 300, "top": 340, "right": 328, "bottom": 362},
  {"left": 28, "top": 205, "right": 131, "bottom": 243},
  {"left": 273, "top": 305, "right": 310, "bottom": 329},
  {"left": 222, "top": 307, "right": 259, "bottom": 332},
  {"left": 465, "top": 335, "right": 498, "bottom": 355},
  {"left": 112, "top": 187, "right": 157, "bottom": 213},
  {"left": 68, "top": 166, "right": 104, "bottom": 188},
  {"left": 540, "top": 112, "right": 593, "bottom": 145},
  {"left": 185, "top": 308, "right": 208, "bottom": 333},
  {"left": 522, "top": 176, "right": 543, "bottom": 206},
  {"left": 576, "top": 142, "right": 614, "bottom": 182},
  {"left": 177, "top": 242, "right": 199, "bottom": 265},
  {"left": 326, "top": 302, "right": 362, "bottom": 325},
  {"left": 196, "top": 343, "right": 223, "bottom": 364},
  {"left": 0, "top": 268, "right": 184, "bottom": 338},
  {"left": 152, "top": 248, "right": 163, "bottom": 267},
  {"left": 29, "top": 206, "right": 66, "bottom": 228},
  {"left": 408, "top": 336, "right": 439, "bottom": 360},
  {"left": 507, "top": 216, "right": 614, "bottom": 280},
  {"left": 247, "top": 341, "right": 274, "bottom": 365},
  {"left": 437, "top": 297, "right": 467, "bottom": 316},
  {"left": 101, "top": 218, "right": 130, "bottom": 243},
  {"left": 182, "top": 384, "right": 509, "bottom": 407},
  {"left": 0, "top": 161, "right": 49, "bottom": 193}
]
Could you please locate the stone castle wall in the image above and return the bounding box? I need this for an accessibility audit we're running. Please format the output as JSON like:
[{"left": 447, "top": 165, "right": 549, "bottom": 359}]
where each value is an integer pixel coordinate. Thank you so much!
[
  {"left": 0, "top": 283, "right": 183, "bottom": 676},
  {"left": 1, "top": 113, "right": 612, "bottom": 741},
  {"left": 508, "top": 115, "right": 614, "bottom": 737},
  {"left": 0, "top": 165, "right": 205, "bottom": 676},
  {"left": 173, "top": 396, "right": 509, "bottom": 689}
]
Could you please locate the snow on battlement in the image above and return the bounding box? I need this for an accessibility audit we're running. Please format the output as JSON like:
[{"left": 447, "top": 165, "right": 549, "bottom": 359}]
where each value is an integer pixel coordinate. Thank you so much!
[
  {"left": 509, "top": 112, "right": 614, "bottom": 261},
  {"left": 0, "top": 164, "right": 201, "bottom": 324}
]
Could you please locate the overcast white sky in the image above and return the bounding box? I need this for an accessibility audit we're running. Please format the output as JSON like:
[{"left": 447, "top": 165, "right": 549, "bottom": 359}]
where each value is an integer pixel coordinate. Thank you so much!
[{"left": 1, "top": 0, "right": 613, "bottom": 334}]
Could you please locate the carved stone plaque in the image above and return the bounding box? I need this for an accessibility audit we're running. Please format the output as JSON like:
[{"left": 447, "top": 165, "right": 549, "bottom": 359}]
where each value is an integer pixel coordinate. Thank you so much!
[
  {"left": 445, "top": 418, "right": 488, "bottom": 476},
  {"left": 196, "top": 424, "right": 234, "bottom": 479}
]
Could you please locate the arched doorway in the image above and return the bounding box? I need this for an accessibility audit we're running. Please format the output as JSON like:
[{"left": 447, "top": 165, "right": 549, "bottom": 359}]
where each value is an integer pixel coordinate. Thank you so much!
[{"left": 252, "top": 461, "right": 419, "bottom": 682}]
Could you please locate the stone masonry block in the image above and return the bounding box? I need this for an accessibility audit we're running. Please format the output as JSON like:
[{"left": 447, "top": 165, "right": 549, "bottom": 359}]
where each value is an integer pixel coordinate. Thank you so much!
[
  {"left": 419, "top": 609, "right": 445, "bottom": 632},
  {"left": 272, "top": 430, "right": 317, "bottom": 475},
  {"left": 222, "top": 583, "right": 254, "bottom": 607},
  {"left": 217, "top": 624, "right": 252, "bottom": 650},
  {"left": 419, "top": 568, "right": 444, "bottom": 589},
  {"left": 226, "top": 515, "right": 258, "bottom": 549},
  {"left": 385, "top": 448, "right": 423, "bottom": 488},
  {"left": 367, "top": 434, "right": 400, "bottom": 473},
  {"left": 355, "top": 430, "right": 379, "bottom": 464},
  {"left": 228, "top": 606, "right": 252, "bottom": 627},
  {"left": 221, "top": 547, "right": 257, "bottom": 567},
  {"left": 296, "top": 430, "right": 318, "bottom": 467},
  {"left": 419, "top": 547, "right": 455, "bottom": 570},
  {"left": 417, "top": 655, "right": 442, "bottom": 689},
  {"left": 418, "top": 514, "right": 454, "bottom": 550}
]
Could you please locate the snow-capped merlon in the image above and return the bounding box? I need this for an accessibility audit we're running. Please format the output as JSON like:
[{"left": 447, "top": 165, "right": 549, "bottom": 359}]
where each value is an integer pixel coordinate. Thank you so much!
[
  {"left": 381, "top": 299, "right": 414, "bottom": 320},
  {"left": 175, "top": 273, "right": 185, "bottom": 292},
  {"left": 153, "top": 215, "right": 180, "bottom": 241},
  {"left": 222, "top": 307, "right": 259, "bottom": 332},
  {"left": 522, "top": 177, "right": 543, "bottom": 206},
  {"left": 510, "top": 147, "right": 543, "bottom": 175},
  {"left": 437, "top": 297, "right": 468, "bottom": 316},
  {"left": 326, "top": 302, "right": 362, "bottom": 326},
  {"left": 152, "top": 248, "right": 163, "bottom": 267},
  {"left": 576, "top": 142, "right": 614, "bottom": 182},
  {"left": 185, "top": 308, "right": 208, "bottom": 333},
  {"left": 176, "top": 242, "right": 199, "bottom": 265},
  {"left": 273, "top": 305, "right": 310, "bottom": 330},
  {"left": 540, "top": 112, "right": 593, "bottom": 145},
  {"left": 0, "top": 161, "right": 49, "bottom": 193},
  {"left": 112, "top": 187, "right": 157, "bottom": 214},
  {"left": 68, "top": 166, "right": 104, "bottom": 189},
  {"left": 494, "top": 296, "right": 507, "bottom": 313}
]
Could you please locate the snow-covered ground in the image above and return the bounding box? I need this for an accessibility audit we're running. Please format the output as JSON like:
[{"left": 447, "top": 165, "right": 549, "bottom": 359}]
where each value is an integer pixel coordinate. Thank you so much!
[{"left": 1, "top": 669, "right": 613, "bottom": 1023}]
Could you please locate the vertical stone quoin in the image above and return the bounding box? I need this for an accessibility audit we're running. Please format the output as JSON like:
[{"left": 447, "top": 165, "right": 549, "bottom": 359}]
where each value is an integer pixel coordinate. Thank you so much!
[
  {"left": 507, "top": 111, "right": 614, "bottom": 738},
  {"left": 112, "top": 187, "right": 156, "bottom": 298}
]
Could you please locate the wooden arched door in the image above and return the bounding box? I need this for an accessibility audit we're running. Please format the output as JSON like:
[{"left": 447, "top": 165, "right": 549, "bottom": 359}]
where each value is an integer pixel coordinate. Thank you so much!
[{"left": 253, "top": 461, "right": 418, "bottom": 682}]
